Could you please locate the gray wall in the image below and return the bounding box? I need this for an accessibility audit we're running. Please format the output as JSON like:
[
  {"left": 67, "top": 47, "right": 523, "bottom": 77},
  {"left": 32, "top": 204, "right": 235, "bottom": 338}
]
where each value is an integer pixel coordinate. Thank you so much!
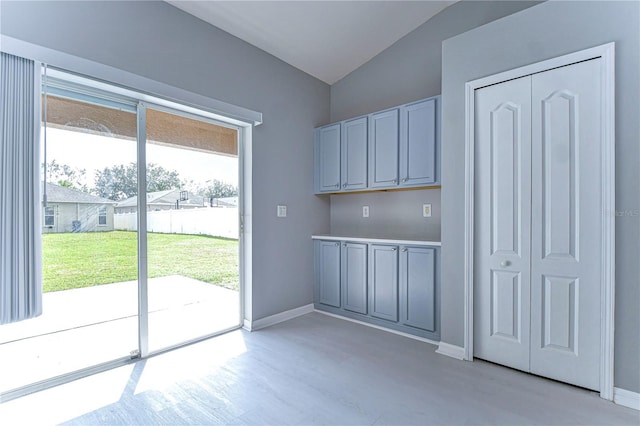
[
  {"left": 441, "top": 1, "right": 640, "bottom": 393},
  {"left": 327, "top": 1, "right": 540, "bottom": 272},
  {"left": 0, "top": 0, "right": 331, "bottom": 320},
  {"left": 330, "top": 1, "right": 543, "bottom": 122},
  {"left": 330, "top": 189, "right": 441, "bottom": 241}
]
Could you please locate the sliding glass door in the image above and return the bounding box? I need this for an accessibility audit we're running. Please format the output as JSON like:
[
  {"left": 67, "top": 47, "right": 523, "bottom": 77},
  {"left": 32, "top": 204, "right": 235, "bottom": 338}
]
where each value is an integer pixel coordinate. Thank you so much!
[
  {"left": 144, "top": 107, "right": 240, "bottom": 353},
  {"left": 0, "top": 70, "right": 243, "bottom": 397}
]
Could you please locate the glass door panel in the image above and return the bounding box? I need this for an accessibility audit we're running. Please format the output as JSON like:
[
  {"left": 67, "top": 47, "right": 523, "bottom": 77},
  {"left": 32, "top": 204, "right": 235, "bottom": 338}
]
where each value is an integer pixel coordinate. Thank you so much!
[
  {"left": 145, "top": 107, "right": 240, "bottom": 353},
  {"left": 0, "top": 94, "right": 139, "bottom": 393}
]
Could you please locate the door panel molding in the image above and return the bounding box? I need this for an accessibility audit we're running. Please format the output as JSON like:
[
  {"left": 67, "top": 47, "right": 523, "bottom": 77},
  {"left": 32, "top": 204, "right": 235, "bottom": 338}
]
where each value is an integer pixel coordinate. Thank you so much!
[
  {"left": 541, "top": 90, "right": 580, "bottom": 261},
  {"left": 463, "top": 43, "right": 615, "bottom": 400},
  {"left": 490, "top": 101, "right": 523, "bottom": 257}
]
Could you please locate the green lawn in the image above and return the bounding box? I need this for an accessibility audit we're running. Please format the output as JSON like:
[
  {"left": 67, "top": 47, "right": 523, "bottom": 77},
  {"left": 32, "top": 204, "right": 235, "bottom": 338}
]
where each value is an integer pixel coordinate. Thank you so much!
[{"left": 42, "top": 231, "right": 239, "bottom": 292}]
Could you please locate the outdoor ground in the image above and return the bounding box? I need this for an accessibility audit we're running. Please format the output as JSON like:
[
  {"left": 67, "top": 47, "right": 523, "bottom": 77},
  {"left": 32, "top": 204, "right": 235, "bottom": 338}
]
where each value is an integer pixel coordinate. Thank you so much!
[
  {"left": 42, "top": 231, "right": 239, "bottom": 292},
  {"left": 0, "top": 275, "right": 241, "bottom": 394}
]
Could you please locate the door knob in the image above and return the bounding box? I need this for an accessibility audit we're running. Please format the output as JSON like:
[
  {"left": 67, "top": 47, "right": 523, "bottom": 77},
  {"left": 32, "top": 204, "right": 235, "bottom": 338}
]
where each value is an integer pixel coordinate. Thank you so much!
[{"left": 500, "top": 260, "right": 511, "bottom": 267}]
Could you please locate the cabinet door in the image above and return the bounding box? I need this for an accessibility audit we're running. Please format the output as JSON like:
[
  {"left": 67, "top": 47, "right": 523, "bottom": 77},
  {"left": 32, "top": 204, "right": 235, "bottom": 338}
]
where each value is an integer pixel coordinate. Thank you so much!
[
  {"left": 316, "top": 240, "right": 341, "bottom": 308},
  {"left": 369, "top": 244, "right": 399, "bottom": 322},
  {"left": 342, "top": 242, "right": 368, "bottom": 314},
  {"left": 369, "top": 109, "right": 399, "bottom": 188},
  {"left": 400, "top": 99, "right": 438, "bottom": 187},
  {"left": 342, "top": 117, "right": 368, "bottom": 190},
  {"left": 315, "top": 124, "right": 341, "bottom": 193},
  {"left": 400, "top": 246, "right": 437, "bottom": 332}
]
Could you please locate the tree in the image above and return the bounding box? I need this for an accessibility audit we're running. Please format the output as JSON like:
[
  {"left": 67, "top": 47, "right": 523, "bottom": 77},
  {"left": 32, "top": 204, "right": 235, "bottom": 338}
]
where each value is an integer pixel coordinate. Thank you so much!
[
  {"left": 94, "top": 162, "right": 183, "bottom": 201},
  {"left": 197, "top": 179, "right": 238, "bottom": 199},
  {"left": 46, "top": 160, "right": 88, "bottom": 191}
]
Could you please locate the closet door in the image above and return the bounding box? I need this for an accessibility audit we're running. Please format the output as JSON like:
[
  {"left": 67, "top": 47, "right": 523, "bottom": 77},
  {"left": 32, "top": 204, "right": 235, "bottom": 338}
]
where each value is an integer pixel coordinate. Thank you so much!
[
  {"left": 473, "top": 76, "right": 532, "bottom": 372},
  {"left": 530, "top": 59, "right": 602, "bottom": 390},
  {"left": 474, "top": 59, "right": 604, "bottom": 392}
]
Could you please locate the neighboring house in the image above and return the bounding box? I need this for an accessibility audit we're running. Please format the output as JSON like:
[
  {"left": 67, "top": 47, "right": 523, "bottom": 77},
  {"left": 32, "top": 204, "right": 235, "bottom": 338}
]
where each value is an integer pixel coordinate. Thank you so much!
[
  {"left": 115, "top": 189, "right": 206, "bottom": 214},
  {"left": 209, "top": 196, "right": 238, "bottom": 208},
  {"left": 43, "top": 183, "right": 116, "bottom": 233}
]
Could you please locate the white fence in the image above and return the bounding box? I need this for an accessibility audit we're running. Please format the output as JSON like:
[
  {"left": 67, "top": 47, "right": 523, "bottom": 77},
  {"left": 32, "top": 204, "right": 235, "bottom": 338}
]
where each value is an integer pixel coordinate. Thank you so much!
[{"left": 114, "top": 207, "right": 238, "bottom": 239}]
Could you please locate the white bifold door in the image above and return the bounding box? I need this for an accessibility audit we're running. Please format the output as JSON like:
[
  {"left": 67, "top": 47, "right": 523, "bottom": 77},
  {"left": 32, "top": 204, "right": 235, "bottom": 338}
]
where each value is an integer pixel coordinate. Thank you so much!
[{"left": 474, "top": 58, "right": 603, "bottom": 391}]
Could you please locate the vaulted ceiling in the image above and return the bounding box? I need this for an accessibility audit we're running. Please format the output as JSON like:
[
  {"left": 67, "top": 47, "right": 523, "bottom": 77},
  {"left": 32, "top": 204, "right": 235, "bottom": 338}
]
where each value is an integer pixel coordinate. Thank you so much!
[{"left": 166, "top": 1, "right": 457, "bottom": 85}]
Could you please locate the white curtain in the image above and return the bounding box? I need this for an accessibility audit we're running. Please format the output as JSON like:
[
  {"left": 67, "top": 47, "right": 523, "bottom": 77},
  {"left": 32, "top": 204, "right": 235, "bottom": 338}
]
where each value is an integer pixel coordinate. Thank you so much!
[{"left": 0, "top": 52, "right": 42, "bottom": 324}]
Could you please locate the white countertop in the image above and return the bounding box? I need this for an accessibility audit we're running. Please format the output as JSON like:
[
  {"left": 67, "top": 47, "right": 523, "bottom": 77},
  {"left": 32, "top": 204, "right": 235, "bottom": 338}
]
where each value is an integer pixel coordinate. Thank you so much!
[{"left": 312, "top": 235, "right": 441, "bottom": 247}]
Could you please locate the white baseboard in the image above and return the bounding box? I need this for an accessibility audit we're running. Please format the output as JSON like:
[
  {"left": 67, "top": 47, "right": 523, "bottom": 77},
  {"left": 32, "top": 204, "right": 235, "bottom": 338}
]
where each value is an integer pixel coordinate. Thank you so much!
[
  {"left": 614, "top": 387, "right": 640, "bottom": 411},
  {"left": 314, "top": 309, "right": 439, "bottom": 346},
  {"left": 243, "top": 304, "right": 314, "bottom": 332},
  {"left": 436, "top": 342, "right": 466, "bottom": 360}
]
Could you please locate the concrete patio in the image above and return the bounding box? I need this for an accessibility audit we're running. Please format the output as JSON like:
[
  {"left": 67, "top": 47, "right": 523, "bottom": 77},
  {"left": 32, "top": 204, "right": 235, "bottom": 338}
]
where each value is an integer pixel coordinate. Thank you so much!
[{"left": 0, "top": 276, "right": 240, "bottom": 394}]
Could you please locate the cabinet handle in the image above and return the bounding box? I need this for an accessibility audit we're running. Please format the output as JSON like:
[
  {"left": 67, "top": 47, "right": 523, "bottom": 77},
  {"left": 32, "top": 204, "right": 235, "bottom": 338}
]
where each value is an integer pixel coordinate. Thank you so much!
[
  {"left": 391, "top": 247, "right": 397, "bottom": 251},
  {"left": 392, "top": 179, "right": 397, "bottom": 184},
  {"left": 402, "top": 178, "right": 408, "bottom": 183},
  {"left": 500, "top": 260, "right": 511, "bottom": 267},
  {"left": 335, "top": 243, "right": 340, "bottom": 246},
  {"left": 401, "top": 248, "right": 407, "bottom": 252},
  {"left": 334, "top": 183, "right": 340, "bottom": 188},
  {"left": 343, "top": 183, "right": 347, "bottom": 188}
]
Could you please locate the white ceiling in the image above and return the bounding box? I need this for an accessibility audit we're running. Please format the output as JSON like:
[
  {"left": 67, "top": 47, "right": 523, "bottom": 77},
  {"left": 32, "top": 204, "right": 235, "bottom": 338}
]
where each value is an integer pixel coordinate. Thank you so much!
[{"left": 166, "top": 1, "right": 457, "bottom": 85}]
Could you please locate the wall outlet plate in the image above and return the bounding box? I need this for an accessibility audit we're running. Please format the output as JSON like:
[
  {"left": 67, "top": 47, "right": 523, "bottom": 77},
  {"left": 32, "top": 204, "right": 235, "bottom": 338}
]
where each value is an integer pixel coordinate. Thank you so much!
[
  {"left": 277, "top": 205, "right": 287, "bottom": 218},
  {"left": 423, "top": 204, "right": 432, "bottom": 218},
  {"left": 362, "top": 205, "right": 369, "bottom": 218}
]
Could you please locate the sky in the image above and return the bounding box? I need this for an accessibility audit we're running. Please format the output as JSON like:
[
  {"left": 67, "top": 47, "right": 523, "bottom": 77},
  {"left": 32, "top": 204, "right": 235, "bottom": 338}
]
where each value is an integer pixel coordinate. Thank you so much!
[{"left": 43, "top": 127, "right": 239, "bottom": 190}]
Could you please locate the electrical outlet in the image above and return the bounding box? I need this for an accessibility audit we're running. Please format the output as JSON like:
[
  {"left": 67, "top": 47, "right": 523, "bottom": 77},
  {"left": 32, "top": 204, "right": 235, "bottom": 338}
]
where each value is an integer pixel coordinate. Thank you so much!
[
  {"left": 422, "top": 204, "right": 432, "bottom": 218},
  {"left": 362, "top": 206, "right": 369, "bottom": 218},
  {"left": 277, "top": 205, "right": 287, "bottom": 218}
]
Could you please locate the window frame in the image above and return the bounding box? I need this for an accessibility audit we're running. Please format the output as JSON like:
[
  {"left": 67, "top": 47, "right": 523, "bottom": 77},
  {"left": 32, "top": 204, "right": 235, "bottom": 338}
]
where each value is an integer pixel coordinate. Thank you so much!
[
  {"left": 44, "top": 205, "right": 55, "bottom": 227},
  {"left": 98, "top": 205, "right": 107, "bottom": 226}
]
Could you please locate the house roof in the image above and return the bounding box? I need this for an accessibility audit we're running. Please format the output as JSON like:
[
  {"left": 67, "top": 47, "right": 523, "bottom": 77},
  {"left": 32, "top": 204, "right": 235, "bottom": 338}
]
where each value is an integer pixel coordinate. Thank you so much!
[
  {"left": 45, "top": 183, "right": 116, "bottom": 204},
  {"left": 116, "top": 189, "right": 205, "bottom": 208},
  {"left": 215, "top": 196, "right": 238, "bottom": 207}
]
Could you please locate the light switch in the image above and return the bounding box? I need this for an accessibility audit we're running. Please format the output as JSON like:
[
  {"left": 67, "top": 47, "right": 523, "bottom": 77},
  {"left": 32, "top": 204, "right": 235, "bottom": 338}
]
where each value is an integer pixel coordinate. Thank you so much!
[
  {"left": 277, "top": 205, "right": 287, "bottom": 218},
  {"left": 362, "top": 206, "right": 369, "bottom": 218},
  {"left": 422, "top": 204, "right": 432, "bottom": 218}
]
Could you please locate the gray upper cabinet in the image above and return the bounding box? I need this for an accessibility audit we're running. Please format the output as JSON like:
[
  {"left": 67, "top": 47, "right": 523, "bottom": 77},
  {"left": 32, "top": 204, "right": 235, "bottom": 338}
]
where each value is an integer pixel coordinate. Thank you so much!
[
  {"left": 315, "top": 124, "right": 341, "bottom": 193},
  {"left": 399, "top": 246, "right": 437, "bottom": 333},
  {"left": 400, "top": 98, "right": 439, "bottom": 187},
  {"left": 342, "top": 117, "right": 368, "bottom": 191},
  {"left": 316, "top": 240, "right": 341, "bottom": 308},
  {"left": 369, "top": 244, "right": 399, "bottom": 323},
  {"left": 342, "top": 242, "right": 368, "bottom": 314},
  {"left": 314, "top": 95, "right": 439, "bottom": 194},
  {"left": 369, "top": 109, "right": 399, "bottom": 188}
]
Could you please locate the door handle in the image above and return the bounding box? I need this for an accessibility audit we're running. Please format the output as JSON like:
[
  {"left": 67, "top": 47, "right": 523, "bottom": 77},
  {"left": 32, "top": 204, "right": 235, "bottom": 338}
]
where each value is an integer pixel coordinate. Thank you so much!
[{"left": 500, "top": 260, "right": 511, "bottom": 267}]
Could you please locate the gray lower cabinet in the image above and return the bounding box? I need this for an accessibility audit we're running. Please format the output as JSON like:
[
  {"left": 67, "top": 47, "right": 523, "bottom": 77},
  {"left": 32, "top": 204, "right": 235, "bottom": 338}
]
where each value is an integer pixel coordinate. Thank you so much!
[
  {"left": 342, "top": 242, "right": 368, "bottom": 314},
  {"left": 314, "top": 239, "right": 440, "bottom": 340},
  {"left": 369, "top": 244, "right": 399, "bottom": 322},
  {"left": 316, "top": 240, "right": 341, "bottom": 308},
  {"left": 400, "top": 246, "right": 438, "bottom": 333}
]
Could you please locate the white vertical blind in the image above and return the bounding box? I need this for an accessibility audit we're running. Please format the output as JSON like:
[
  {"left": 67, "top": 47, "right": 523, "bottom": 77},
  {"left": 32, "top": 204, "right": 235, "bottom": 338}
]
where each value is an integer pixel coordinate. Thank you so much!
[{"left": 0, "top": 52, "right": 42, "bottom": 324}]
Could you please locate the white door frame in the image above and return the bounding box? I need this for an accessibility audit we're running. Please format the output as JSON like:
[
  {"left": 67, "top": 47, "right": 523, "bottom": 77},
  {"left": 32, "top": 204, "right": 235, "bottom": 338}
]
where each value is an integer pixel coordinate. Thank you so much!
[{"left": 463, "top": 43, "right": 615, "bottom": 400}]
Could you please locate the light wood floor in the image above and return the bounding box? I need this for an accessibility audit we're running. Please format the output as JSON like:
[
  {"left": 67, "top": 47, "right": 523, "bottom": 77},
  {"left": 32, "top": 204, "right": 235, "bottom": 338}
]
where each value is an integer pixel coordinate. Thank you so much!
[{"left": 0, "top": 312, "right": 637, "bottom": 425}]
